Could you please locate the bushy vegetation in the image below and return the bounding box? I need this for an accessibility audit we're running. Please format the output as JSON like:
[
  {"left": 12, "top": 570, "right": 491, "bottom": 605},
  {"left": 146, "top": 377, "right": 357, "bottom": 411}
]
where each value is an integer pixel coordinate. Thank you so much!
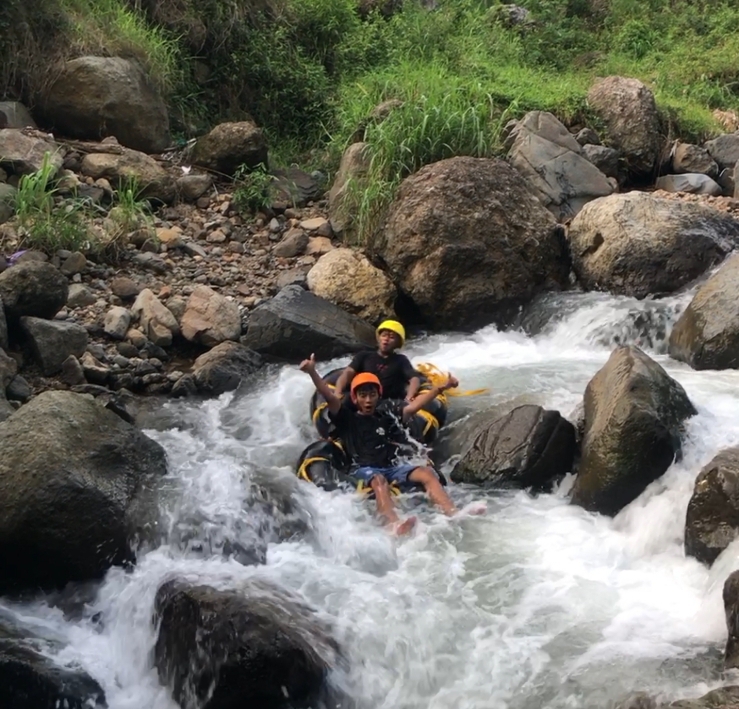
[{"left": 4, "top": 0, "right": 739, "bottom": 243}]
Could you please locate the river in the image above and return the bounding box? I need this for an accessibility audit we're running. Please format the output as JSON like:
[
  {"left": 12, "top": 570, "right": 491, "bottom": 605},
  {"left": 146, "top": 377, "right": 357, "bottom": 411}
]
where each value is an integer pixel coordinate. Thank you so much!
[{"left": 3, "top": 287, "right": 739, "bottom": 709}]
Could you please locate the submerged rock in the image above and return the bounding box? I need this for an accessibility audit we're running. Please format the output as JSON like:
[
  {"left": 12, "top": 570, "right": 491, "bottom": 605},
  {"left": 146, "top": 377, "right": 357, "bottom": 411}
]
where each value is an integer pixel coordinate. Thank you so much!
[
  {"left": 685, "top": 447, "right": 739, "bottom": 565},
  {"left": 451, "top": 405, "right": 577, "bottom": 490},
  {"left": 570, "top": 346, "right": 696, "bottom": 516},
  {"left": 0, "top": 391, "right": 167, "bottom": 593},
  {"left": 154, "top": 579, "right": 341, "bottom": 709}
]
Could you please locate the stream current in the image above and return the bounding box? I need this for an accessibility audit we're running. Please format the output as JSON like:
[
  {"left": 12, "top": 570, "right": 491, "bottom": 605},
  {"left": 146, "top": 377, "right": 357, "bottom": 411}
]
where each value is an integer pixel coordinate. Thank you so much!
[{"left": 4, "top": 287, "right": 739, "bottom": 709}]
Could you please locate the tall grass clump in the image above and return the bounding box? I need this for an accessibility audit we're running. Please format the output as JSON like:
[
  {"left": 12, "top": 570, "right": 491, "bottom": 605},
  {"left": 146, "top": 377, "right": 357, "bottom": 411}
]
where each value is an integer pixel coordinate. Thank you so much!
[{"left": 13, "top": 153, "right": 90, "bottom": 254}]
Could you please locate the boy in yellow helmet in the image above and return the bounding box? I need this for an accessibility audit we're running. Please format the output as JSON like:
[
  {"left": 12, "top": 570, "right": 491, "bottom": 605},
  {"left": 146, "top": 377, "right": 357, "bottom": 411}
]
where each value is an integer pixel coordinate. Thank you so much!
[{"left": 334, "top": 320, "right": 422, "bottom": 403}]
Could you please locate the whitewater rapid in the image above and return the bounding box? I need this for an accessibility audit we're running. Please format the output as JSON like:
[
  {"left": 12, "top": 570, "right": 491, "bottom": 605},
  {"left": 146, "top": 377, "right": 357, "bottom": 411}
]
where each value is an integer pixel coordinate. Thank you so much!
[{"left": 5, "top": 288, "right": 739, "bottom": 709}]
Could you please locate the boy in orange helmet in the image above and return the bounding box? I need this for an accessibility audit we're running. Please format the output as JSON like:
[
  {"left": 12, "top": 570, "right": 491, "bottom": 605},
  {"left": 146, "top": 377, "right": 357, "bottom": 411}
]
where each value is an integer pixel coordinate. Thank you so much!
[{"left": 301, "top": 353, "right": 459, "bottom": 535}]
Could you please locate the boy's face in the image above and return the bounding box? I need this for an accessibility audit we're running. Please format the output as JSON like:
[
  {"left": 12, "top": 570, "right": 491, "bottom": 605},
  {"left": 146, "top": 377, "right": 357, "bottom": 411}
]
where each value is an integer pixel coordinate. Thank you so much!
[
  {"left": 377, "top": 329, "right": 400, "bottom": 354},
  {"left": 353, "top": 385, "right": 380, "bottom": 414}
]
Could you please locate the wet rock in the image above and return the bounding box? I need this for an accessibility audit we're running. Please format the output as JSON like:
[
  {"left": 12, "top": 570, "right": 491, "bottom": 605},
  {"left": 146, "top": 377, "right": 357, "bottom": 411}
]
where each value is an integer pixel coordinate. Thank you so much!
[
  {"left": 507, "top": 110, "right": 614, "bottom": 221},
  {"left": 672, "top": 142, "right": 719, "bottom": 177},
  {"left": 669, "top": 253, "right": 739, "bottom": 370},
  {"left": 20, "top": 317, "right": 88, "bottom": 375},
  {"left": 0, "top": 629, "right": 106, "bottom": 709},
  {"left": 582, "top": 144, "right": 621, "bottom": 179},
  {"left": 242, "top": 285, "right": 376, "bottom": 361},
  {"left": 131, "top": 288, "right": 179, "bottom": 347},
  {"left": 669, "top": 686, "right": 739, "bottom": 709},
  {"left": 567, "top": 192, "right": 739, "bottom": 298},
  {"left": 328, "top": 142, "right": 371, "bottom": 237},
  {"left": 374, "top": 156, "right": 569, "bottom": 330},
  {"left": 655, "top": 173, "right": 722, "bottom": 196},
  {"left": 176, "top": 173, "right": 213, "bottom": 202},
  {"left": 725, "top": 571, "right": 739, "bottom": 669},
  {"left": 684, "top": 448, "right": 739, "bottom": 566},
  {"left": 0, "top": 391, "right": 168, "bottom": 593},
  {"left": 570, "top": 346, "right": 696, "bottom": 516},
  {"left": 191, "top": 341, "right": 263, "bottom": 396},
  {"left": 306, "top": 248, "right": 397, "bottom": 324},
  {"left": 104, "top": 306, "right": 131, "bottom": 340},
  {"left": 110, "top": 276, "right": 141, "bottom": 300},
  {"left": 0, "top": 129, "right": 63, "bottom": 176},
  {"left": 154, "top": 579, "right": 340, "bottom": 709},
  {"left": 705, "top": 132, "right": 739, "bottom": 171},
  {"left": 587, "top": 76, "right": 662, "bottom": 178},
  {"left": 81, "top": 149, "right": 176, "bottom": 203},
  {"left": 0, "top": 261, "right": 69, "bottom": 320},
  {"left": 273, "top": 228, "right": 308, "bottom": 258},
  {"left": 67, "top": 283, "right": 96, "bottom": 308},
  {"left": 181, "top": 285, "right": 241, "bottom": 346},
  {"left": 41, "top": 56, "right": 170, "bottom": 153},
  {"left": 192, "top": 121, "right": 268, "bottom": 176},
  {"left": 451, "top": 405, "right": 577, "bottom": 490}
]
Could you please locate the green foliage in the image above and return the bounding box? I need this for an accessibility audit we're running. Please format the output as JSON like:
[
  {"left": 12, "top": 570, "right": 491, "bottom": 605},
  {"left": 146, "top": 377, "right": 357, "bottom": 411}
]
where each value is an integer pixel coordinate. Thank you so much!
[
  {"left": 232, "top": 164, "right": 274, "bottom": 215},
  {"left": 97, "top": 178, "right": 152, "bottom": 262},
  {"left": 13, "top": 153, "right": 90, "bottom": 254}
]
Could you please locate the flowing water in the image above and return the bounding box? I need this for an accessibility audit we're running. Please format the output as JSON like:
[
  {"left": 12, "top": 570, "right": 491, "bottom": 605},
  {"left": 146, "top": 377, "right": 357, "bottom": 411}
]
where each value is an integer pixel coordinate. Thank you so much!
[{"left": 5, "top": 288, "right": 739, "bottom": 709}]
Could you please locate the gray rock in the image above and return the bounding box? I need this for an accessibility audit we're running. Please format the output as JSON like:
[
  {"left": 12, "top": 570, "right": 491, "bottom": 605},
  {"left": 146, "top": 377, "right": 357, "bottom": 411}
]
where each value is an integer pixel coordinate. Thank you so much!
[
  {"left": 60, "top": 251, "right": 87, "bottom": 276},
  {"left": 191, "top": 341, "right": 263, "bottom": 396},
  {"left": 131, "top": 289, "right": 179, "bottom": 348},
  {"left": 685, "top": 448, "right": 739, "bottom": 566},
  {"left": 328, "top": 142, "right": 371, "bottom": 237},
  {"left": 705, "top": 132, "right": 739, "bottom": 170},
  {"left": 451, "top": 405, "right": 577, "bottom": 490},
  {"left": 724, "top": 572, "right": 739, "bottom": 669},
  {"left": 133, "top": 252, "right": 168, "bottom": 274},
  {"left": 582, "top": 144, "right": 621, "bottom": 179},
  {"left": 0, "top": 261, "right": 68, "bottom": 320},
  {"left": 672, "top": 142, "right": 719, "bottom": 177},
  {"left": 41, "top": 56, "right": 170, "bottom": 153},
  {"left": 181, "top": 286, "right": 241, "bottom": 346},
  {"left": 276, "top": 268, "right": 308, "bottom": 290},
  {"left": 110, "top": 276, "right": 141, "bottom": 300},
  {"left": 0, "top": 100, "right": 37, "bottom": 129},
  {"left": 273, "top": 228, "right": 308, "bottom": 258},
  {"left": 60, "top": 355, "right": 86, "bottom": 386},
  {"left": 571, "top": 346, "right": 696, "bottom": 516},
  {"left": 176, "top": 173, "right": 213, "bottom": 202},
  {"left": 0, "top": 391, "right": 168, "bottom": 593},
  {"left": 507, "top": 111, "right": 614, "bottom": 221},
  {"left": 192, "top": 121, "right": 268, "bottom": 176},
  {"left": 243, "top": 285, "right": 376, "bottom": 361},
  {"left": 0, "top": 129, "right": 63, "bottom": 176},
  {"left": 19, "top": 316, "right": 88, "bottom": 375},
  {"left": 655, "top": 173, "right": 722, "bottom": 196},
  {"left": 67, "top": 283, "right": 96, "bottom": 309},
  {"left": 104, "top": 306, "right": 132, "bottom": 340},
  {"left": 575, "top": 127, "right": 601, "bottom": 146},
  {"left": 6, "top": 375, "right": 31, "bottom": 402}
]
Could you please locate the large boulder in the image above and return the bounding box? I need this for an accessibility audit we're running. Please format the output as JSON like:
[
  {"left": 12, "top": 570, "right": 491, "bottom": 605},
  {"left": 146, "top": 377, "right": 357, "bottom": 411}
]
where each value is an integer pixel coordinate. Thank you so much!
[
  {"left": 180, "top": 285, "right": 242, "bottom": 346},
  {"left": 668, "top": 254, "right": 739, "bottom": 370},
  {"left": 192, "top": 121, "right": 268, "bottom": 176},
  {"left": 372, "top": 156, "right": 570, "bottom": 330},
  {"left": 0, "top": 391, "right": 167, "bottom": 593},
  {"left": 328, "top": 142, "right": 371, "bottom": 237},
  {"left": 450, "top": 405, "right": 577, "bottom": 490},
  {"left": 724, "top": 571, "right": 739, "bottom": 669},
  {"left": 154, "top": 579, "right": 341, "bottom": 709},
  {"left": 41, "top": 56, "right": 170, "bottom": 153},
  {"left": 0, "top": 129, "right": 62, "bottom": 176},
  {"left": 190, "top": 341, "right": 263, "bottom": 396},
  {"left": 0, "top": 627, "right": 106, "bottom": 709},
  {"left": 587, "top": 76, "right": 662, "bottom": 179},
  {"left": 567, "top": 192, "right": 739, "bottom": 298},
  {"left": 19, "top": 317, "right": 88, "bottom": 375},
  {"left": 0, "top": 349, "right": 16, "bottom": 422},
  {"left": 684, "top": 448, "right": 739, "bottom": 566},
  {"left": 80, "top": 148, "right": 176, "bottom": 203},
  {"left": 306, "top": 248, "right": 397, "bottom": 324},
  {"left": 672, "top": 142, "right": 719, "bottom": 177},
  {"left": 506, "top": 111, "right": 614, "bottom": 221},
  {"left": 242, "top": 285, "right": 376, "bottom": 361},
  {"left": 0, "top": 261, "right": 68, "bottom": 320},
  {"left": 570, "top": 346, "right": 696, "bottom": 516}
]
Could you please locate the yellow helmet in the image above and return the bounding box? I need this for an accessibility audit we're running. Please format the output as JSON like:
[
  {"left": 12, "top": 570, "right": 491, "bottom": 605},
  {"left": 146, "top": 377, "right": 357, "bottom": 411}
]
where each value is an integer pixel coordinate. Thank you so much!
[{"left": 376, "top": 320, "right": 406, "bottom": 347}]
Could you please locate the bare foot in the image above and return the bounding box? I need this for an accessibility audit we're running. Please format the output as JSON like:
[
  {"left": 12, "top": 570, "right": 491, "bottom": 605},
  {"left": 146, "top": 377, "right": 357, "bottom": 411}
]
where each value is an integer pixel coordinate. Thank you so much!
[
  {"left": 391, "top": 516, "right": 417, "bottom": 537},
  {"left": 454, "top": 501, "right": 487, "bottom": 518}
]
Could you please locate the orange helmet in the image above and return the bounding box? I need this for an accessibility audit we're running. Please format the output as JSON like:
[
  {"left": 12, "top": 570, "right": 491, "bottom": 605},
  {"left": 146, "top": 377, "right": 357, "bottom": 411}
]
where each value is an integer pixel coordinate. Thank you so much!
[{"left": 350, "top": 372, "right": 382, "bottom": 397}]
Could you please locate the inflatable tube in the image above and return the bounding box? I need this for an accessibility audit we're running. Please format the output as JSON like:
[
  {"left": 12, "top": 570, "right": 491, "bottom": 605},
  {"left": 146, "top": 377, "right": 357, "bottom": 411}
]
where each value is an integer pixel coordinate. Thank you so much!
[{"left": 308, "top": 365, "right": 448, "bottom": 445}]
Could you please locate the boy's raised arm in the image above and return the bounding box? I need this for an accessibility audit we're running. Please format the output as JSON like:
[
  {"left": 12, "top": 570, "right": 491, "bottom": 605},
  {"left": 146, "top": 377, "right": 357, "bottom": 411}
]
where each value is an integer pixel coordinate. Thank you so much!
[{"left": 300, "top": 354, "right": 342, "bottom": 415}]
